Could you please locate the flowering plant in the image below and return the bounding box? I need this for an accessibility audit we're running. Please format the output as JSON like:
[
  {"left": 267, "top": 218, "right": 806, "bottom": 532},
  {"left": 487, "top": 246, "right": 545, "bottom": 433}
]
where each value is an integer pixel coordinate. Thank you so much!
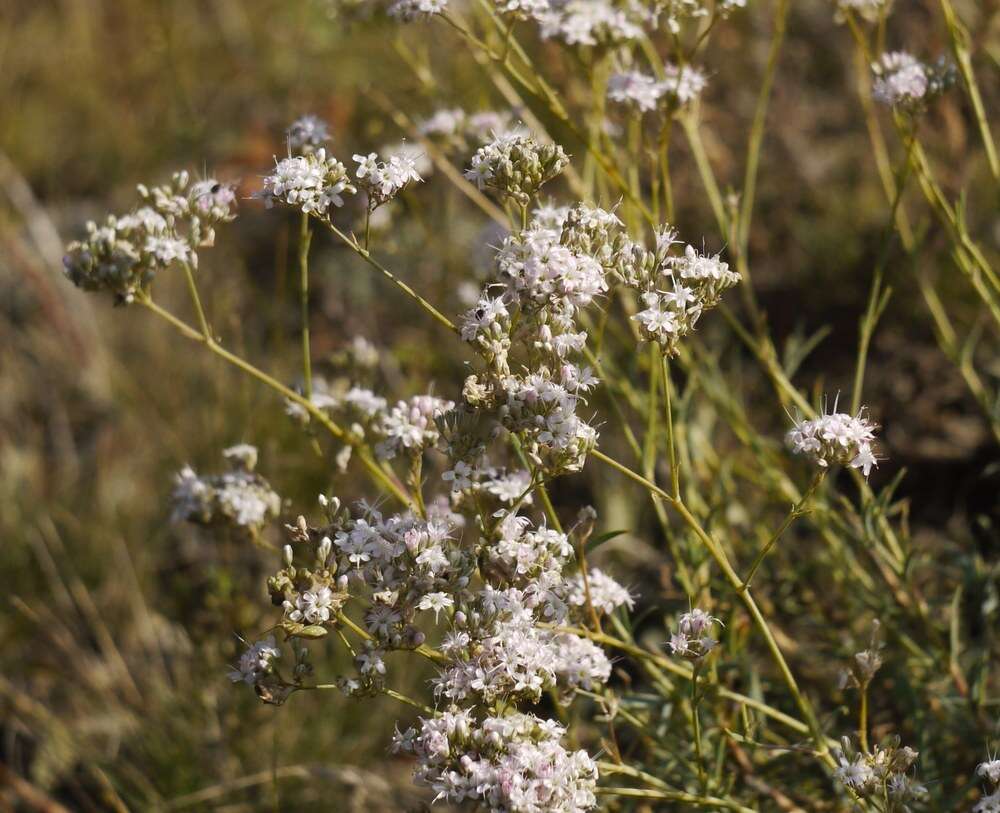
[{"left": 54, "top": 0, "right": 1000, "bottom": 809}]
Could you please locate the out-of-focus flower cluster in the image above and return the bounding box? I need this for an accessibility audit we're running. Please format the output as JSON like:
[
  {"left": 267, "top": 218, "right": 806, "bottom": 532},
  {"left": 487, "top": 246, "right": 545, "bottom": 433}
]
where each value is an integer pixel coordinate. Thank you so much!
[
  {"left": 834, "top": 736, "right": 927, "bottom": 807},
  {"left": 494, "top": 0, "right": 742, "bottom": 45},
  {"left": 607, "top": 64, "right": 708, "bottom": 111},
  {"left": 388, "top": 0, "right": 448, "bottom": 20},
  {"left": 976, "top": 759, "right": 1000, "bottom": 813},
  {"left": 171, "top": 445, "right": 282, "bottom": 536},
  {"left": 63, "top": 171, "right": 237, "bottom": 303},
  {"left": 871, "top": 51, "right": 955, "bottom": 111},
  {"left": 418, "top": 108, "right": 523, "bottom": 150}
]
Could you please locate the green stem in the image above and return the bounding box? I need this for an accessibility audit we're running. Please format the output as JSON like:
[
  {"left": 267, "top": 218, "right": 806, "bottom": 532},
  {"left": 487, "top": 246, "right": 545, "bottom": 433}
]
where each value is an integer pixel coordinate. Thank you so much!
[
  {"left": 554, "top": 623, "right": 818, "bottom": 739},
  {"left": 691, "top": 662, "right": 706, "bottom": 791},
  {"left": 661, "top": 351, "right": 680, "bottom": 499},
  {"left": 681, "top": 114, "right": 729, "bottom": 237},
  {"left": 298, "top": 213, "right": 313, "bottom": 400},
  {"left": 335, "top": 611, "right": 447, "bottom": 665},
  {"left": 939, "top": 0, "right": 1000, "bottom": 180},
  {"left": 740, "top": 472, "right": 824, "bottom": 591},
  {"left": 324, "top": 222, "right": 459, "bottom": 336},
  {"left": 736, "top": 0, "right": 790, "bottom": 253},
  {"left": 859, "top": 684, "right": 869, "bottom": 753},
  {"left": 181, "top": 261, "right": 212, "bottom": 339},
  {"left": 138, "top": 295, "right": 414, "bottom": 509}
]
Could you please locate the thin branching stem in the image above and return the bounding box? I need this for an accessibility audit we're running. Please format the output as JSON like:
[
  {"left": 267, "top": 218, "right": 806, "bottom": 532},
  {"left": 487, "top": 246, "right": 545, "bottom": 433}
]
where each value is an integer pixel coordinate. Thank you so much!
[{"left": 137, "top": 294, "right": 414, "bottom": 508}]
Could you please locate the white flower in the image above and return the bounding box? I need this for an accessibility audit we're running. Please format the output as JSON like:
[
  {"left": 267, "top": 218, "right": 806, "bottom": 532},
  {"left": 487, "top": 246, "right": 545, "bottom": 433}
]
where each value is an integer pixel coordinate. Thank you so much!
[
  {"left": 565, "top": 568, "right": 634, "bottom": 617},
  {"left": 170, "top": 448, "right": 281, "bottom": 533},
  {"left": 375, "top": 394, "right": 454, "bottom": 459},
  {"left": 397, "top": 710, "right": 598, "bottom": 812},
  {"left": 442, "top": 460, "right": 476, "bottom": 491},
  {"left": 661, "top": 63, "right": 708, "bottom": 105},
  {"left": 144, "top": 235, "right": 192, "bottom": 265},
  {"left": 418, "top": 108, "right": 466, "bottom": 137},
  {"left": 464, "top": 134, "right": 568, "bottom": 205},
  {"left": 294, "top": 586, "right": 337, "bottom": 624},
  {"left": 835, "top": 752, "right": 878, "bottom": 795},
  {"left": 355, "top": 648, "right": 387, "bottom": 675},
  {"left": 418, "top": 591, "right": 454, "bottom": 622}
]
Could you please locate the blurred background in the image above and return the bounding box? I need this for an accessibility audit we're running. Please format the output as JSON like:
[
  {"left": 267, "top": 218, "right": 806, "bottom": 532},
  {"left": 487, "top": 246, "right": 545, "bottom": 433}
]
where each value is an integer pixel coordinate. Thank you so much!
[{"left": 1, "top": 0, "right": 998, "bottom": 810}]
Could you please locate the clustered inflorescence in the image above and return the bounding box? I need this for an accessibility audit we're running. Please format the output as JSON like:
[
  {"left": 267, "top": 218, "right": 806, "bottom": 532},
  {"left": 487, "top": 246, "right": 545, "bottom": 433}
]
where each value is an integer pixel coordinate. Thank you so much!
[
  {"left": 62, "top": 171, "right": 237, "bottom": 303},
  {"left": 392, "top": 710, "right": 599, "bottom": 811},
  {"left": 668, "top": 608, "right": 721, "bottom": 661},
  {"left": 607, "top": 64, "right": 708, "bottom": 111},
  {"left": 834, "top": 737, "right": 928, "bottom": 808},
  {"left": 171, "top": 445, "right": 282, "bottom": 537},
  {"left": 786, "top": 403, "right": 880, "bottom": 477},
  {"left": 871, "top": 51, "right": 955, "bottom": 111},
  {"left": 976, "top": 759, "right": 1000, "bottom": 813}
]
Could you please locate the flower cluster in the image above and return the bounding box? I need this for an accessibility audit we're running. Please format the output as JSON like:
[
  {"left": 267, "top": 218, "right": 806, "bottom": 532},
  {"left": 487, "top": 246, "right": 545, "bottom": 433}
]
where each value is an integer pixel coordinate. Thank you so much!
[
  {"left": 977, "top": 759, "right": 1000, "bottom": 813},
  {"left": 170, "top": 445, "right": 282, "bottom": 536},
  {"left": 839, "top": 621, "right": 885, "bottom": 691},
  {"left": 354, "top": 149, "right": 423, "bottom": 210},
  {"left": 239, "top": 473, "right": 630, "bottom": 810},
  {"left": 786, "top": 403, "right": 880, "bottom": 477},
  {"left": 871, "top": 52, "right": 954, "bottom": 111},
  {"left": 495, "top": 0, "right": 644, "bottom": 46},
  {"left": 63, "top": 171, "right": 236, "bottom": 303},
  {"left": 375, "top": 394, "right": 455, "bottom": 460},
  {"left": 657, "top": 0, "right": 745, "bottom": 33},
  {"left": 259, "top": 148, "right": 356, "bottom": 216},
  {"left": 627, "top": 231, "right": 740, "bottom": 355},
  {"left": 433, "top": 586, "right": 612, "bottom": 705},
  {"left": 607, "top": 64, "right": 707, "bottom": 111},
  {"left": 387, "top": 0, "right": 448, "bottom": 20},
  {"left": 669, "top": 608, "right": 721, "bottom": 660},
  {"left": 465, "top": 133, "right": 569, "bottom": 206},
  {"left": 418, "top": 108, "right": 520, "bottom": 147},
  {"left": 228, "top": 636, "right": 280, "bottom": 686},
  {"left": 393, "top": 710, "right": 598, "bottom": 812},
  {"left": 834, "top": 737, "right": 926, "bottom": 806},
  {"left": 455, "top": 199, "right": 738, "bottom": 477},
  {"left": 565, "top": 568, "right": 634, "bottom": 617},
  {"left": 287, "top": 114, "right": 331, "bottom": 152}
]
